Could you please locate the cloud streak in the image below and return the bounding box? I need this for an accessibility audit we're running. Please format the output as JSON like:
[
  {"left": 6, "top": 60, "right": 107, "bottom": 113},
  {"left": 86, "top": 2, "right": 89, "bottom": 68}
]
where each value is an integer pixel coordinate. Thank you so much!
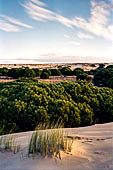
[
  {"left": 78, "top": 32, "right": 93, "bottom": 39},
  {"left": 0, "top": 14, "right": 32, "bottom": 32},
  {"left": 21, "top": 0, "right": 75, "bottom": 27},
  {"left": 21, "top": 0, "right": 55, "bottom": 21},
  {"left": 30, "top": 0, "right": 46, "bottom": 7},
  {"left": 22, "top": 0, "right": 113, "bottom": 41},
  {"left": 0, "top": 19, "right": 20, "bottom": 32},
  {"left": 72, "top": 1, "right": 113, "bottom": 41}
]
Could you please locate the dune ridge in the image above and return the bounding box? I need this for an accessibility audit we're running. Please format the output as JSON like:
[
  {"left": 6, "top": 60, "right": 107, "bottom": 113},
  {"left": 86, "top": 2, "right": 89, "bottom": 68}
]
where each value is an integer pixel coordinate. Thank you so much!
[{"left": 0, "top": 122, "right": 113, "bottom": 170}]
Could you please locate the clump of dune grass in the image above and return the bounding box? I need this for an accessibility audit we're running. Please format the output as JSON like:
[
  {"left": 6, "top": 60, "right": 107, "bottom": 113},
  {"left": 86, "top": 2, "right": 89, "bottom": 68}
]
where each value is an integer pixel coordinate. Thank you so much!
[
  {"left": 0, "top": 134, "right": 21, "bottom": 154},
  {"left": 0, "top": 136, "right": 3, "bottom": 152},
  {"left": 35, "top": 120, "right": 63, "bottom": 130},
  {"left": 28, "top": 122, "right": 73, "bottom": 159}
]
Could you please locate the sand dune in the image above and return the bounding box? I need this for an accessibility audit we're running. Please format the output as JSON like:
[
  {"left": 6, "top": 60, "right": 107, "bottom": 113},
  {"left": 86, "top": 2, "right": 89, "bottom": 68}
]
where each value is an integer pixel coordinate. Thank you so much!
[{"left": 0, "top": 122, "right": 113, "bottom": 170}]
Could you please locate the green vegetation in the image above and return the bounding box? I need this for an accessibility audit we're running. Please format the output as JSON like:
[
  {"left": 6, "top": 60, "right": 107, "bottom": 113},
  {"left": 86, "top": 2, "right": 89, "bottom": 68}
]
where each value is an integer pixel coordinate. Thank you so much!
[
  {"left": 40, "top": 72, "right": 49, "bottom": 79},
  {"left": 40, "top": 69, "right": 51, "bottom": 79},
  {"left": 49, "top": 69, "right": 61, "bottom": 76},
  {"left": 0, "top": 134, "right": 20, "bottom": 153},
  {"left": 28, "top": 128, "right": 73, "bottom": 159},
  {"left": 76, "top": 73, "right": 90, "bottom": 81},
  {"left": 0, "top": 65, "right": 113, "bottom": 86},
  {"left": 0, "top": 67, "right": 8, "bottom": 76},
  {"left": 59, "top": 67, "right": 73, "bottom": 76},
  {"left": 0, "top": 64, "right": 112, "bottom": 159},
  {"left": 7, "top": 68, "right": 36, "bottom": 78},
  {"left": 0, "top": 64, "right": 113, "bottom": 135},
  {"left": 0, "top": 78, "right": 113, "bottom": 135},
  {"left": 93, "top": 67, "right": 113, "bottom": 87},
  {"left": 98, "top": 64, "right": 105, "bottom": 69},
  {"left": 73, "top": 68, "right": 84, "bottom": 76},
  {"left": 32, "top": 68, "right": 41, "bottom": 77},
  {"left": 106, "top": 65, "right": 113, "bottom": 69}
]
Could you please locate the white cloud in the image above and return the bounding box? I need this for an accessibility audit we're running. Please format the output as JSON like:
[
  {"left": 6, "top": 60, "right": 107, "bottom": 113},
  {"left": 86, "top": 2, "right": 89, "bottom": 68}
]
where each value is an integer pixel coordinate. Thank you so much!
[
  {"left": 22, "top": 0, "right": 113, "bottom": 41},
  {"left": 55, "top": 14, "right": 73, "bottom": 28},
  {"left": 30, "top": 0, "right": 46, "bottom": 7},
  {"left": 0, "top": 14, "right": 32, "bottom": 32},
  {"left": 0, "top": 15, "right": 32, "bottom": 29},
  {"left": 22, "top": 0, "right": 74, "bottom": 26},
  {"left": 21, "top": 0, "right": 55, "bottom": 21},
  {"left": 0, "top": 19, "right": 21, "bottom": 32},
  {"left": 71, "top": 1, "right": 113, "bottom": 41},
  {"left": 78, "top": 32, "right": 93, "bottom": 39}
]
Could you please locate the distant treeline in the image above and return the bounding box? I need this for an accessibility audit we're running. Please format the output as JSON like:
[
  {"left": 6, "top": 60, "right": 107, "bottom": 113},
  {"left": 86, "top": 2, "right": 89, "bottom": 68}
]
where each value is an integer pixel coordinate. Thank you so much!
[
  {"left": 0, "top": 79, "right": 113, "bottom": 135},
  {"left": 0, "top": 64, "right": 113, "bottom": 88},
  {"left": 0, "top": 66, "right": 88, "bottom": 78}
]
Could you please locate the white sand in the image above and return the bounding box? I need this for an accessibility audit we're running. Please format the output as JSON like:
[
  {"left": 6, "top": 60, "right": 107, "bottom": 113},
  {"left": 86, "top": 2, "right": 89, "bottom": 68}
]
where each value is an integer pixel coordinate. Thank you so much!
[{"left": 0, "top": 122, "right": 113, "bottom": 170}]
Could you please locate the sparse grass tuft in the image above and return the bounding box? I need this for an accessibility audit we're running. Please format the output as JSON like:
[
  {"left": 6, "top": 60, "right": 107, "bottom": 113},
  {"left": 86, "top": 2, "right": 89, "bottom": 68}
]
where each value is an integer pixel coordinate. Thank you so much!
[
  {"left": 0, "top": 134, "right": 21, "bottom": 154},
  {"left": 28, "top": 128, "right": 73, "bottom": 159},
  {"left": 35, "top": 120, "right": 64, "bottom": 130},
  {"left": 0, "top": 136, "right": 3, "bottom": 152}
]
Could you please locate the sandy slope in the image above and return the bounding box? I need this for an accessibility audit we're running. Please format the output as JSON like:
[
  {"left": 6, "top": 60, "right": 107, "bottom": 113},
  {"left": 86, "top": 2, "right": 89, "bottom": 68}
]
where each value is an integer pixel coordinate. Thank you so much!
[{"left": 0, "top": 122, "right": 113, "bottom": 170}]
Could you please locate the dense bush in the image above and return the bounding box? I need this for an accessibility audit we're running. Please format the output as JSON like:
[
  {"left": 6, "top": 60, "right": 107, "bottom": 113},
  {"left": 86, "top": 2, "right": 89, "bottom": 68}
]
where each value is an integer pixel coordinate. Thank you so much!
[
  {"left": 0, "top": 68, "right": 40, "bottom": 78},
  {"left": 73, "top": 68, "right": 84, "bottom": 76},
  {"left": 93, "top": 68, "right": 113, "bottom": 87},
  {"left": 76, "top": 73, "right": 92, "bottom": 82},
  {"left": 7, "top": 68, "right": 36, "bottom": 78},
  {"left": 20, "top": 68, "right": 36, "bottom": 78},
  {"left": 106, "top": 65, "right": 113, "bottom": 69},
  {"left": 59, "top": 67, "right": 73, "bottom": 76},
  {"left": 107, "top": 77, "right": 113, "bottom": 88},
  {"left": 76, "top": 73, "right": 88, "bottom": 81},
  {"left": 32, "top": 68, "right": 41, "bottom": 76},
  {"left": 42, "top": 69, "right": 51, "bottom": 76},
  {"left": 0, "top": 67, "right": 8, "bottom": 76},
  {"left": 7, "top": 68, "right": 20, "bottom": 78},
  {"left": 40, "top": 69, "right": 51, "bottom": 79},
  {"left": 88, "top": 69, "right": 97, "bottom": 75},
  {"left": 98, "top": 64, "right": 105, "bottom": 69},
  {"left": 49, "top": 69, "right": 61, "bottom": 76},
  {"left": 0, "top": 79, "right": 113, "bottom": 135}
]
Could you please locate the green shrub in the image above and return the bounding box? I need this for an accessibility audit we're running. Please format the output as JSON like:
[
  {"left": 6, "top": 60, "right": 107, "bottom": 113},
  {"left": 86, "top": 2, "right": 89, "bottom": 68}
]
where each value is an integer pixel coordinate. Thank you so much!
[
  {"left": 60, "top": 67, "right": 73, "bottom": 76},
  {"left": 0, "top": 79, "right": 113, "bottom": 135},
  {"left": 78, "top": 103, "right": 93, "bottom": 126},
  {"left": 73, "top": 68, "right": 84, "bottom": 76},
  {"left": 32, "top": 68, "right": 41, "bottom": 76},
  {"left": 0, "top": 67, "right": 9, "bottom": 76},
  {"left": 40, "top": 72, "right": 49, "bottom": 79},
  {"left": 107, "top": 77, "right": 113, "bottom": 88},
  {"left": 98, "top": 64, "right": 105, "bottom": 69},
  {"left": 106, "top": 65, "right": 113, "bottom": 69},
  {"left": 76, "top": 73, "right": 88, "bottom": 80},
  {"left": 8, "top": 68, "right": 20, "bottom": 78},
  {"left": 7, "top": 68, "right": 36, "bottom": 78},
  {"left": 20, "top": 68, "right": 36, "bottom": 78},
  {"left": 42, "top": 69, "right": 51, "bottom": 76},
  {"left": 93, "top": 68, "right": 113, "bottom": 87},
  {"left": 49, "top": 69, "right": 61, "bottom": 76}
]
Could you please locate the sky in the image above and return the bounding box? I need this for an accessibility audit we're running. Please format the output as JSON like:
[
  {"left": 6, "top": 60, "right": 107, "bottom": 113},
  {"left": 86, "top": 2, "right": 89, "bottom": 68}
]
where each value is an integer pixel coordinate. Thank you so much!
[{"left": 0, "top": 0, "right": 113, "bottom": 63}]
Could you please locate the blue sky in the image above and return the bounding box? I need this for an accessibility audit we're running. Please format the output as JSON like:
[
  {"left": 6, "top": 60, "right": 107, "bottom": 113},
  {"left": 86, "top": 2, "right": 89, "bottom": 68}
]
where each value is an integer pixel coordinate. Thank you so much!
[{"left": 0, "top": 0, "right": 113, "bottom": 63}]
